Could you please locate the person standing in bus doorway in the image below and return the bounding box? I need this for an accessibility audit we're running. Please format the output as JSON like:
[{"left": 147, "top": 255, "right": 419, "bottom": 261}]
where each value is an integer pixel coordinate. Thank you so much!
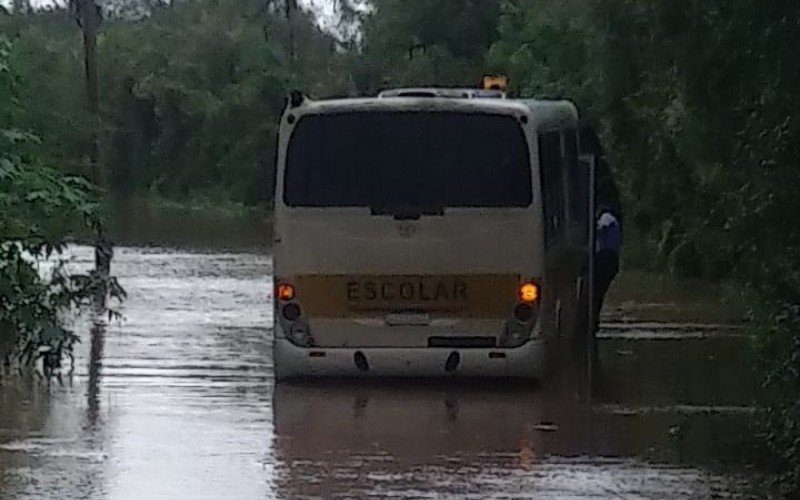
[{"left": 594, "top": 205, "right": 621, "bottom": 331}]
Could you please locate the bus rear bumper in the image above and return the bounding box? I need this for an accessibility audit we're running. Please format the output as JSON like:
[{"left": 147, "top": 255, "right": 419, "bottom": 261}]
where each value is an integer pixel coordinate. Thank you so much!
[{"left": 273, "top": 338, "right": 547, "bottom": 379}]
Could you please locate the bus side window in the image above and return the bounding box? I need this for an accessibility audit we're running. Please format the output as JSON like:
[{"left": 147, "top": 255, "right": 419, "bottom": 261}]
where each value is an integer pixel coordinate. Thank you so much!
[
  {"left": 575, "top": 155, "right": 592, "bottom": 248},
  {"left": 538, "top": 131, "right": 565, "bottom": 247},
  {"left": 564, "top": 129, "right": 588, "bottom": 247}
]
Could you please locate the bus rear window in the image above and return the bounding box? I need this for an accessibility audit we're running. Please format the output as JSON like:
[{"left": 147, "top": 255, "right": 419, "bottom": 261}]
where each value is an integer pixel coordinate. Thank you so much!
[{"left": 284, "top": 112, "right": 531, "bottom": 208}]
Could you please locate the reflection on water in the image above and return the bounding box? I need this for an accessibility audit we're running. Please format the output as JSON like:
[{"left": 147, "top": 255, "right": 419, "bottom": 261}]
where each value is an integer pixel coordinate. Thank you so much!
[
  {"left": 86, "top": 320, "right": 105, "bottom": 430},
  {"left": 0, "top": 247, "right": 763, "bottom": 499},
  {"left": 272, "top": 376, "right": 756, "bottom": 498}
]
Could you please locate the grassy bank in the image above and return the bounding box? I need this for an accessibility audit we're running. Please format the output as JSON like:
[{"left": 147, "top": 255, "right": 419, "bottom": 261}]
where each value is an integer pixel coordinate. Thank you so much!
[
  {"left": 606, "top": 269, "right": 746, "bottom": 325},
  {"left": 101, "top": 196, "right": 271, "bottom": 250}
]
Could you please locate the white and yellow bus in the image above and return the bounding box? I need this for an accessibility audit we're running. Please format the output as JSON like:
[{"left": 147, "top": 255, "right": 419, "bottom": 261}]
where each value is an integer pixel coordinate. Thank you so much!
[{"left": 272, "top": 87, "right": 594, "bottom": 379}]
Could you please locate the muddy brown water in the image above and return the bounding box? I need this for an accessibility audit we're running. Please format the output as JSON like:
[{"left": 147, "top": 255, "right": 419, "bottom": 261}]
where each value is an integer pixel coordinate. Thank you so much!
[{"left": 0, "top": 246, "right": 765, "bottom": 499}]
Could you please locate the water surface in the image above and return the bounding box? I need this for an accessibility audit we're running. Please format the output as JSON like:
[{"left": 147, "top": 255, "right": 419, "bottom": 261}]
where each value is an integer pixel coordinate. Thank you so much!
[{"left": 0, "top": 246, "right": 762, "bottom": 499}]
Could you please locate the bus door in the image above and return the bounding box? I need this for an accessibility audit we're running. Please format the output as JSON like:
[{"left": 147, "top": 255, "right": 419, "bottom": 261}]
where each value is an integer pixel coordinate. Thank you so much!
[
  {"left": 575, "top": 153, "right": 596, "bottom": 314},
  {"left": 576, "top": 154, "right": 596, "bottom": 382}
]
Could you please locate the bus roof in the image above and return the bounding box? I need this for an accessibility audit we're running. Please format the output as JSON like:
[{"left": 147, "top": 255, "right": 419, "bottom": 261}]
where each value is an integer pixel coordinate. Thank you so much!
[
  {"left": 518, "top": 98, "right": 579, "bottom": 131},
  {"left": 378, "top": 87, "right": 507, "bottom": 99},
  {"left": 288, "top": 91, "right": 578, "bottom": 131}
]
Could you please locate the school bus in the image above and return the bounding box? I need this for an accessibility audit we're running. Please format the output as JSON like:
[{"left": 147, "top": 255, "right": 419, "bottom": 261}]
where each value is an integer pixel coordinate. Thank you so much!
[{"left": 272, "top": 87, "right": 593, "bottom": 379}]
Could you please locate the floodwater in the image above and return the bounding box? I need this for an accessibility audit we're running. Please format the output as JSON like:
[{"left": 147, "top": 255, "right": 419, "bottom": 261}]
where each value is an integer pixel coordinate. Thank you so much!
[{"left": 0, "top": 246, "right": 765, "bottom": 499}]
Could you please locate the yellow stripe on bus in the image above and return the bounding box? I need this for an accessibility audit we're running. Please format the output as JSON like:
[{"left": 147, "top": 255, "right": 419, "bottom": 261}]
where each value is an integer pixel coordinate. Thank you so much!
[{"left": 290, "top": 274, "right": 520, "bottom": 318}]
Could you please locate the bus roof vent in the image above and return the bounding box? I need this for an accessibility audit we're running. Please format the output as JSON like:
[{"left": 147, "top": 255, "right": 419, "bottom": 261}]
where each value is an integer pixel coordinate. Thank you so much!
[{"left": 378, "top": 88, "right": 505, "bottom": 99}]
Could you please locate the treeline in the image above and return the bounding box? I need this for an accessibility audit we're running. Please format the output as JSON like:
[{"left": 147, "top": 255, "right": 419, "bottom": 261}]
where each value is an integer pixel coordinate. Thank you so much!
[
  {"left": 1, "top": 0, "right": 358, "bottom": 205},
  {"left": 2, "top": 0, "right": 799, "bottom": 490}
]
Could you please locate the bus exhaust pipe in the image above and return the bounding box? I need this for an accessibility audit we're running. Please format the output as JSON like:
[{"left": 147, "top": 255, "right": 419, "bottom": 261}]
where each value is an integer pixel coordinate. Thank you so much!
[
  {"left": 445, "top": 352, "right": 460, "bottom": 373},
  {"left": 354, "top": 351, "right": 370, "bottom": 373}
]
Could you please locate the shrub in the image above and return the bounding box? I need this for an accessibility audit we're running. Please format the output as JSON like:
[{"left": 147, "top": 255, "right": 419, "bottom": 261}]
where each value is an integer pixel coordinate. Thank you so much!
[{"left": 0, "top": 34, "right": 123, "bottom": 372}]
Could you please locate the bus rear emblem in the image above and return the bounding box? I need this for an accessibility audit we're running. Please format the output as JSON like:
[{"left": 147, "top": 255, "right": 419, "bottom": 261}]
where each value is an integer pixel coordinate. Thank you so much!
[{"left": 396, "top": 222, "right": 416, "bottom": 238}]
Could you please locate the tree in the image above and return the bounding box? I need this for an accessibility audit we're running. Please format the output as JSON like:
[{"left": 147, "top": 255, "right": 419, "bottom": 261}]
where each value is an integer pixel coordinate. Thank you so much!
[
  {"left": 356, "top": 0, "right": 503, "bottom": 91},
  {"left": 0, "top": 34, "right": 122, "bottom": 371}
]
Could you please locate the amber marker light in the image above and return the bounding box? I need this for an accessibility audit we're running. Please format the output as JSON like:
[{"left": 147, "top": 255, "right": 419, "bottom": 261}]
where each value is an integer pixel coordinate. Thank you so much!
[
  {"left": 276, "top": 283, "right": 295, "bottom": 301},
  {"left": 518, "top": 282, "right": 539, "bottom": 303}
]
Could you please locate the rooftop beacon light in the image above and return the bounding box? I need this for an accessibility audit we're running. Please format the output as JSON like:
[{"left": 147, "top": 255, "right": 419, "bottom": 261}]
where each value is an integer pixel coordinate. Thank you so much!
[{"left": 482, "top": 75, "right": 508, "bottom": 92}]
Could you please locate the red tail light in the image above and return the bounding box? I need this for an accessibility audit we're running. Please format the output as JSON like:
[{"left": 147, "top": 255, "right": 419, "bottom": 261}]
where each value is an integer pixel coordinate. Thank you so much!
[{"left": 276, "top": 283, "right": 295, "bottom": 301}]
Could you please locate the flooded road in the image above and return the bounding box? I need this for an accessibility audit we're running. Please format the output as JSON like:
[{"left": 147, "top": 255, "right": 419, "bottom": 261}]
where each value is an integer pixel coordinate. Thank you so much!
[{"left": 0, "top": 246, "right": 763, "bottom": 498}]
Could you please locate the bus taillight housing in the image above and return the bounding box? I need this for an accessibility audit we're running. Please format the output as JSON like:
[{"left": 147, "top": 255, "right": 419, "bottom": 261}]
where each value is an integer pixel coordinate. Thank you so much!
[
  {"left": 275, "top": 280, "right": 314, "bottom": 347},
  {"left": 501, "top": 280, "right": 541, "bottom": 347},
  {"left": 514, "top": 280, "right": 540, "bottom": 322}
]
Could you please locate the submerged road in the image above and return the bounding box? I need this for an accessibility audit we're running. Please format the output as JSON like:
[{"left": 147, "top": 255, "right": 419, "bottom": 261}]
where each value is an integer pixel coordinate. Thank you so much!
[{"left": 0, "top": 247, "right": 762, "bottom": 498}]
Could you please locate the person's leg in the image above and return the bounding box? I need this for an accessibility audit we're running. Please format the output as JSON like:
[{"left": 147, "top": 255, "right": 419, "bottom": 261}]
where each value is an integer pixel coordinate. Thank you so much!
[{"left": 593, "top": 250, "right": 619, "bottom": 331}]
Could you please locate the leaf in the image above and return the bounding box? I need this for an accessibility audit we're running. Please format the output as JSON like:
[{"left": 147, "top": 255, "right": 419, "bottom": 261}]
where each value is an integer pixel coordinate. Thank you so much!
[
  {"left": 24, "top": 190, "right": 49, "bottom": 203},
  {"left": 0, "top": 157, "right": 17, "bottom": 179},
  {"left": 0, "top": 129, "right": 41, "bottom": 144}
]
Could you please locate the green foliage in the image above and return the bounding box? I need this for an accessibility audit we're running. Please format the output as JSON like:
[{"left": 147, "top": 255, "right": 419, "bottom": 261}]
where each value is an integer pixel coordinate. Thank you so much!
[
  {"left": 490, "top": 1, "right": 800, "bottom": 283},
  {"left": 356, "top": 0, "right": 502, "bottom": 91},
  {"left": 98, "top": 0, "right": 356, "bottom": 205},
  {"left": 2, "top": 12, "right": 91, "bottom": 177},
  {"left": 0, "top": 34, "right": 119, "bottom": 371},
  {"left": 0, "top": 0, "right": 356, "bottom": 207},
  {"left": 758, "top": 303, "right": 800, "bottom": 495}
]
